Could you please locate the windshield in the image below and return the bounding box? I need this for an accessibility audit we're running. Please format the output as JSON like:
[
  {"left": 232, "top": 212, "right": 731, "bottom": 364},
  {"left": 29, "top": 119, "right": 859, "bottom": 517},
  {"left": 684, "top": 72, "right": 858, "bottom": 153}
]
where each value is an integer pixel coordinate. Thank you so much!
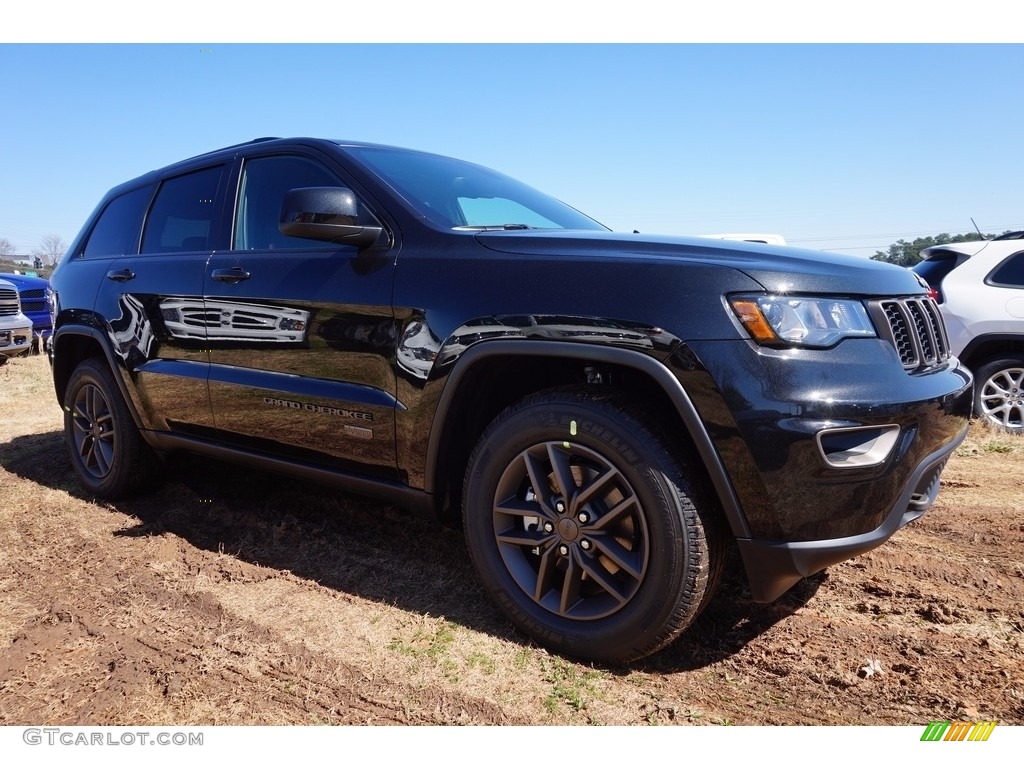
[{"left": 343, "top": 145, "right": 608, "bottom": 232}]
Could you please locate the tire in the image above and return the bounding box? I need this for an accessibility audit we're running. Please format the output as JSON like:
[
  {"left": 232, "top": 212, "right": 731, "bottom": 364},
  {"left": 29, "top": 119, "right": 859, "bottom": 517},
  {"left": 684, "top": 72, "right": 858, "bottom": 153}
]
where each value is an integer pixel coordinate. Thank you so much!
[
  {"left": 973, "top": 357, "right": 1024, "bottom": 433},
  {"left": 63, "top": 358, "right": 162, "bottom": 498},
  {"left": 462, "top": 388, "right": 722, "bottom": 663}
]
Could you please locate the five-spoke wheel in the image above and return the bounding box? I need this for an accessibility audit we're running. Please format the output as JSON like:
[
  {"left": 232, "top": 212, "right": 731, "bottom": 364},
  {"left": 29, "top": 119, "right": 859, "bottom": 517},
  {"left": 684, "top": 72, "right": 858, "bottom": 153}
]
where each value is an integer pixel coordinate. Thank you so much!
[{"left": 974, "top": 358, "right": 1024, "bottom": 433}]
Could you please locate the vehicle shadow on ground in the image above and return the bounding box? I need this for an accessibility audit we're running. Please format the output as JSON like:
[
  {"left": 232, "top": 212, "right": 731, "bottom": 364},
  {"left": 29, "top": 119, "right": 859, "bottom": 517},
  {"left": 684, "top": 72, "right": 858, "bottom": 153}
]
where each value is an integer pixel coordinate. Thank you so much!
[
  {"left": 638, "top": 558, "right": 824, "bottom": 673},
  {"left": 2, "top": 430, "right": 820, "bottom": 672}
]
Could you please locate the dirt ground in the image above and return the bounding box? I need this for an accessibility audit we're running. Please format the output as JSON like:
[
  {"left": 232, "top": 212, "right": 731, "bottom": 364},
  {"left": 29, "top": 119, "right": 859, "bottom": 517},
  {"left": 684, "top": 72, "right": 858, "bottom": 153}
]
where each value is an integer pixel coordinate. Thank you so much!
[{"left": 1, "top": 353, "right": 1021, "bottom": 726}]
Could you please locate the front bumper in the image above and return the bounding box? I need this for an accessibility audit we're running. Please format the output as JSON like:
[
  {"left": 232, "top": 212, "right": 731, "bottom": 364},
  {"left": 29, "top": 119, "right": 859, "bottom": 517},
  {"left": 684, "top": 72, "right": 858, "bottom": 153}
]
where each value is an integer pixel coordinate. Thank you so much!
[
  {"left": 0, "top": 321, "right": 32, "bottom": 358},
  {"left": 675, "top": 337, "right": 974, "bottom": 601},
  {"left": 735, "top": 424, "right": 966, "bottom": 602}
]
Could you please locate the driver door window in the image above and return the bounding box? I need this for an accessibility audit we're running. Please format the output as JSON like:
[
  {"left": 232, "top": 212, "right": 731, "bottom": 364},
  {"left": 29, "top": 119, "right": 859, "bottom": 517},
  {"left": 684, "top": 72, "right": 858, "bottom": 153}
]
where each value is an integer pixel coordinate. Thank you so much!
[{"left": 234, "top": 155, "right": 346, "bottom": 251}]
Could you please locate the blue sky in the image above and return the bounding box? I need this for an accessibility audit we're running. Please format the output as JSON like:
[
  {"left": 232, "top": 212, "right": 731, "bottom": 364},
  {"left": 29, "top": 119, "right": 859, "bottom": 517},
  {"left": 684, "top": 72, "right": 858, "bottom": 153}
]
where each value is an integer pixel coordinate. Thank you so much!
[{"left": 2, "top": 41, "right": 1022, "bottom": 257}]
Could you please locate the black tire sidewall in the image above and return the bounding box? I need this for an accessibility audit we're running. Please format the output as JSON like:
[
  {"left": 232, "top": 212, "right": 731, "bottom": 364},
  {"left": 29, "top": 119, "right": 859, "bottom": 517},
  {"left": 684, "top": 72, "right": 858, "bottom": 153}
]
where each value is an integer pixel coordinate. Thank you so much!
[
  {"left": 464, "top": 393, "right": 706, "bottom": 663},
  {"left": 63, "top": 358, "right": 140, "bottom": 498}
]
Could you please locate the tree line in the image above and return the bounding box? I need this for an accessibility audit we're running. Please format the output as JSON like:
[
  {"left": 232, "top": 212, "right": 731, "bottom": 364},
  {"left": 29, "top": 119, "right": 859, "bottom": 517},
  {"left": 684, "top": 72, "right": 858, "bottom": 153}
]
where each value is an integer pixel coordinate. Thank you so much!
[
  {"left": 869, "top": 231, "right": 1011, "bottom": 267},
  {"left": 0, "top": 235, "right": 67, "bottom": 268}
]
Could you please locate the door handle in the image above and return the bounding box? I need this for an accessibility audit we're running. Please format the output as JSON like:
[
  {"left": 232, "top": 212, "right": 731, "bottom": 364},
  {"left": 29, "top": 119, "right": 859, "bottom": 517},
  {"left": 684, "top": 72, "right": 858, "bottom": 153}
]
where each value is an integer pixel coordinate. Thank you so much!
[
  {"left": 105, "top": 268, "right": 135, "bottom": 282},
  {"left": 211, "top": 267, "right": 251, "bottom": 284}
]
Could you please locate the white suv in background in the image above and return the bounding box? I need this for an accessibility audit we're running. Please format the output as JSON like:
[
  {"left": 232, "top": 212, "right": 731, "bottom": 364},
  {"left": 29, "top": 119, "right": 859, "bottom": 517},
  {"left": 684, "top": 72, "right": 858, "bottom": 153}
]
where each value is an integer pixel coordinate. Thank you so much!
[{"left": 913, "top": 231, "right": 1024, "bottom": 432}]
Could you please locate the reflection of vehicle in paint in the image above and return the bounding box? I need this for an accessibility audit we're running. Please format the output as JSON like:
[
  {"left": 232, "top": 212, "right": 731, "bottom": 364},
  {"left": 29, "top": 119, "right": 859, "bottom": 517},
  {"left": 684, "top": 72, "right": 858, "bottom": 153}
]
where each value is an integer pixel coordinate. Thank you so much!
[
  {"left": 434, "top": 318, "right": 520, "bottom": 368},
  {"left": 0, "top": 278, "right": 32, "bottom": 361},
  {"left": 431, "top": 316, "right": 671, "bottom": 370},
  {"left": 397, "top": 320, "right": 441, "bottom": 379},
  {"left": 109, "top": 294, "right": 156, "bottom": 365},
  {"left": 159, "top": 298, "right": 310, "bottom": 344},
  {"left": 495, "top": 314, "right": 661, "bottom": 349}
]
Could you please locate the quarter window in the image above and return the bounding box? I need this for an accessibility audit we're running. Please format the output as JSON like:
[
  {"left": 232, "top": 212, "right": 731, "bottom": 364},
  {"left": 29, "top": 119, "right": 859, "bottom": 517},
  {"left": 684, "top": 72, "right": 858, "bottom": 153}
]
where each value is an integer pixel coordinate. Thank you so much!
[
  {"left": 988, "top": 252, "right": 1024, "bottom": 288},
  {"left": 82, "top": 186, "right": 153, "bottom": 258}
]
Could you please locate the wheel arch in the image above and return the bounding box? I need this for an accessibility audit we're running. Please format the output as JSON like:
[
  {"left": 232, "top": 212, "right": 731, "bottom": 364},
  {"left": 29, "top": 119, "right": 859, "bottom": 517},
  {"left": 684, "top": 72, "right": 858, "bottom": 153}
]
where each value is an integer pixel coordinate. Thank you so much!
[
  {"left": 424, "top": 340, "right": 749, "bottom": 538},
  {"left": 51, "top": 324, "right": 144, "bottom": 429},
  {"left": 958, "top": 334, "right": 1024, "bottom": 371}
]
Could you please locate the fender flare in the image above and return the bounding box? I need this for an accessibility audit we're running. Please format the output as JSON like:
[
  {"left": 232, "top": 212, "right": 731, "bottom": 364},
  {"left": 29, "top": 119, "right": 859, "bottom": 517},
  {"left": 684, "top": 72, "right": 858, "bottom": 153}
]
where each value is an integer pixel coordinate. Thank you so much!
[
  {"left": 51, "top": 323, "right": 147, "bottom": 430},
  {"left": 423, "top": 340, "right": 750, "bottom": 538}
]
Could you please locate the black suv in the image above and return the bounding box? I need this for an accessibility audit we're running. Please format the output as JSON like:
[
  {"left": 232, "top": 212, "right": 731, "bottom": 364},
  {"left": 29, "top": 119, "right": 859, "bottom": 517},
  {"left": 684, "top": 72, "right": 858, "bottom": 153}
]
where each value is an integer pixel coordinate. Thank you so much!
[{"left": 48, "top": 138, "right": 973, "bottom": 662}]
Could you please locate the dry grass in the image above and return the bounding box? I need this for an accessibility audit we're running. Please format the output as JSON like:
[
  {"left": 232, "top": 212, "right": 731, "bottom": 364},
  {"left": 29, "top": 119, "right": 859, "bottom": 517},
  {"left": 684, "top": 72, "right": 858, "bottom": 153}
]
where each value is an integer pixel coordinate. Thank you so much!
[{"left": 1, "top": 354, "right": 1022, "bottom": 725}]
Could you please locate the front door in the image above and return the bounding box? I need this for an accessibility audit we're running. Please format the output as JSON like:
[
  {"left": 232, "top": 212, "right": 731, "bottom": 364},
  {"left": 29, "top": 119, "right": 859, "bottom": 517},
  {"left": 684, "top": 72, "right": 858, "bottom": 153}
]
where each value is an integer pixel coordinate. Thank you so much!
[{"left": 204, "top": 153, "right": 399, "bottom": 478}]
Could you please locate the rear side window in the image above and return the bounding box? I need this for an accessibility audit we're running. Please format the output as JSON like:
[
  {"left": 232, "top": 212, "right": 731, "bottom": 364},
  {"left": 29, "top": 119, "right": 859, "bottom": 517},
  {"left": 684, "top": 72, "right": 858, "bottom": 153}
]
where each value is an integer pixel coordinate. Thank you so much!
[
  {"left": 987, "top": 251, "right": 1024, "bottom": 288},
  {"left": 141, "top": 166, "right": 224, "bottom": 254},
  {"left": 912, "top": 250, "right": 966, "bottom": 300},
  {"left": 82, "top": 186, "right": 153, "bottom": 258}
]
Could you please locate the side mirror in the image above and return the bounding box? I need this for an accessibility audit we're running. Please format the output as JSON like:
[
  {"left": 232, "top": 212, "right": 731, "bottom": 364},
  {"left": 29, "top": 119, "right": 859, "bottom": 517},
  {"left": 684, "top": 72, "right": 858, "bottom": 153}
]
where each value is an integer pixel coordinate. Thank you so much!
[{"left": 279, "top": 187, "right": 385, "bottom": 249}]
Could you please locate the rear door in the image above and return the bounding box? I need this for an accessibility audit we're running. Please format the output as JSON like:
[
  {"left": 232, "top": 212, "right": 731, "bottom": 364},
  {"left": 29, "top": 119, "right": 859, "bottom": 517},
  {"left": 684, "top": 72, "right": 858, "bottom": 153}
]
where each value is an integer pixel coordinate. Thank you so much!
[
  {"left": 89, "top": 165, "right": 227, "bottom": 436},
  {"left": 204, "top": 150, "right": 400, "bottom": 478}
]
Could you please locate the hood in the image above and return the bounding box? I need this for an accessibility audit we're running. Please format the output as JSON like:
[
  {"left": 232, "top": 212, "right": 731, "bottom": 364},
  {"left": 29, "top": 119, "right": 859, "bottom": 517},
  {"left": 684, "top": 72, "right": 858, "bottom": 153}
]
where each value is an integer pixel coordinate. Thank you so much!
[
  {"left": 0, "top": 272, "right": 49, "bottom": 290},
  {"left": 474, "top": 230, "right": 925, "bottom": 296}
]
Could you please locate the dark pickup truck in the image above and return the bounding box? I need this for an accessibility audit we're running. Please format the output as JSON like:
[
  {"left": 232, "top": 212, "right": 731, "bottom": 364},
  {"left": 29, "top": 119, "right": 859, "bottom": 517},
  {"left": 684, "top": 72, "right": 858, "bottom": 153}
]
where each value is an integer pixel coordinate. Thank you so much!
[{"left": 48, "top": 138, "right": 973, "bottom": 662}]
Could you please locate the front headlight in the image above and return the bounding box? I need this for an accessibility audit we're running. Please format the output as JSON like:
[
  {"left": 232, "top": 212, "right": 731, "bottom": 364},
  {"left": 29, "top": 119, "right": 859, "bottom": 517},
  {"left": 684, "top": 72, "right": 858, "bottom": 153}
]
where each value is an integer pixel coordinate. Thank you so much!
[{"left": 729, "top": 295, "right": 876, "bottom": 348}]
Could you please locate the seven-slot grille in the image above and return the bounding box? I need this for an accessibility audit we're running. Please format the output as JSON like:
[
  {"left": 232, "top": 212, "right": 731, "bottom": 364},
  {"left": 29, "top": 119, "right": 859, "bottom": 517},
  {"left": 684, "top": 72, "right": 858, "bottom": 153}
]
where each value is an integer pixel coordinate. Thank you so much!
[
  {"left": 0, "top": 285, "right": 20, "bottom": 317},
  {"left": 870, "top": 296, "right": 951, "bottom": 371}
]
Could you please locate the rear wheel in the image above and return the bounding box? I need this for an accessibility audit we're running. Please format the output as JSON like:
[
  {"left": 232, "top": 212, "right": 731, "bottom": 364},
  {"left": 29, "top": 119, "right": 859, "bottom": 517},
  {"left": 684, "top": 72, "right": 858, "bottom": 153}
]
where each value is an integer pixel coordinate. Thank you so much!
[
  {"left": 463, "top": 389, "right": 722, "bottom": 663},
  {"left": 63, "top": 358, "right": 162, "bottom": 498},
  {"left": 974, "top": 357, "right": 1024, "bottom": 433}
]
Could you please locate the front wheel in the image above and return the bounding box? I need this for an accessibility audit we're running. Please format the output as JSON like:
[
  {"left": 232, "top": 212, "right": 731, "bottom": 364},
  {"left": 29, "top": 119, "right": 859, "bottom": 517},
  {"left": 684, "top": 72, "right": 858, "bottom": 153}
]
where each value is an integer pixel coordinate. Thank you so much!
[
  {"left": 974, "top": 357, "right": 1024, "bottom": 433},
  {"left": 462, "top": 389, "right": 722, "bottom": 663}
]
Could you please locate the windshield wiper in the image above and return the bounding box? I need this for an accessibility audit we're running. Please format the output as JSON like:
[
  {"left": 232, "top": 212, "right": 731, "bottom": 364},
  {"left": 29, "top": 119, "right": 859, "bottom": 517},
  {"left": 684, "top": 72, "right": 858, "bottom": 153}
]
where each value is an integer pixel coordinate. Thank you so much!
[{"left": 453, "top": 224, "right": 535, "bottom": 231}]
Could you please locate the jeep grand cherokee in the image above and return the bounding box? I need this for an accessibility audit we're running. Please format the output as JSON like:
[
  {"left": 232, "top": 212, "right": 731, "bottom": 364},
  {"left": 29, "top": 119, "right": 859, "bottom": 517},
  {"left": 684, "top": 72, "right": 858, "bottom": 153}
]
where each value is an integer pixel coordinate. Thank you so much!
[{"left": 48, "top": 138, "right": 973, "bottom": 662}]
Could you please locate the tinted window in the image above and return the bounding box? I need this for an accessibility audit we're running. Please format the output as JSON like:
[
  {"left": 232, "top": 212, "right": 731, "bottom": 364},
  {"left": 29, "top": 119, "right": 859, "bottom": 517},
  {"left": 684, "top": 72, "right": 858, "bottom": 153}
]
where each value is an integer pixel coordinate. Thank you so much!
[
  {"left": 82, "top": 186, "right": 153, "bottom": 258},
  {"left": 141, "top": 166, "right": 223, "bottom": 254},
  {"left": 912, "top": 250, "right": 963, "bottom": 288},
  {"left": 235, "top": 155, "right": 359, "bottom": 251},
  {"left": 988, "top": 251, "right": 1024, "bottom": 287}
]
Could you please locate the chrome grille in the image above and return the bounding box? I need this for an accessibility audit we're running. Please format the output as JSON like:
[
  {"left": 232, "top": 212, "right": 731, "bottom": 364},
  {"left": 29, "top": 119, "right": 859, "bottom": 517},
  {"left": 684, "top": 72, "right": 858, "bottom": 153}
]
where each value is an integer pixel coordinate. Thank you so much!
[
  {"left": 870, "top": 296, "right": 951, "bottom": 372},
  {"left": 0, "top": 287, "right": 20, "bottom": 317}
]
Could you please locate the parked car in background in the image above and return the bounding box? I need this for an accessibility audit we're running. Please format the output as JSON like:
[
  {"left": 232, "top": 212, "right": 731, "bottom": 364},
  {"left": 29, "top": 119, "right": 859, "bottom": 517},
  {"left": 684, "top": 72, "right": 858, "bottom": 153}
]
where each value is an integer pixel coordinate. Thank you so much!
[
  {"left": 0, "top": 272, "right": 51, "bottom": 353},
  {"left": 913, "top": 231, "right": 1024, "bottom": 432},
  {"left": 0, "top": 278, "right": 33, "bottom": 362}
]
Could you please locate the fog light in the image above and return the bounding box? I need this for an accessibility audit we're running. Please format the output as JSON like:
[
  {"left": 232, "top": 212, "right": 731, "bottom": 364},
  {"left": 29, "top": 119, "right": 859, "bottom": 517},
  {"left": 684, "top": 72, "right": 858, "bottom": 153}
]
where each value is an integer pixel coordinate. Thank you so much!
[{"left": 816, "top": 425, "right": 900, "bottom": 468}]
